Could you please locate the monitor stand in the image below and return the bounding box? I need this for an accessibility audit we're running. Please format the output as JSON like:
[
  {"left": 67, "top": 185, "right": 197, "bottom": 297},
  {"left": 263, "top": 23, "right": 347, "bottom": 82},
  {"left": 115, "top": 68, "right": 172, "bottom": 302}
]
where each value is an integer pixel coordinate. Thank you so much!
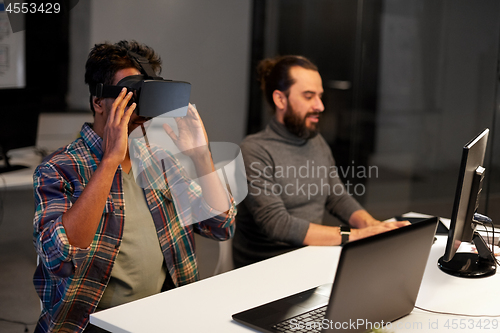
[{"left": 438, "top": 232, "right": 497, "bottom": 278}]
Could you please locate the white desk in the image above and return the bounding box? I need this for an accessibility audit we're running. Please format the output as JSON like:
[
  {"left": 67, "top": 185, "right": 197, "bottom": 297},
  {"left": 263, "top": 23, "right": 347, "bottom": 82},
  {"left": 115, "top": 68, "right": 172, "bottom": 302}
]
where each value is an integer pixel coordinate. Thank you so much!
[
  {"left": 90, "top": 236, "right": 500, "bottom": 333},
  {"left": 0, "top": 113, "right": 93, "bottom": 189},
  {"left": 0, "top": 147, "right": 41, "bottom": 189}
]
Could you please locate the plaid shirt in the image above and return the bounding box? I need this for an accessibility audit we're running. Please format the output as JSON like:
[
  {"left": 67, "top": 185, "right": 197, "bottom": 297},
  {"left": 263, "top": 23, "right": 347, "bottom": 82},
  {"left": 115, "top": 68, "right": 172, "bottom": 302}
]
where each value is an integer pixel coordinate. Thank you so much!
[{"left": 33, "top": 123, "right": 236, "bottom": 333}]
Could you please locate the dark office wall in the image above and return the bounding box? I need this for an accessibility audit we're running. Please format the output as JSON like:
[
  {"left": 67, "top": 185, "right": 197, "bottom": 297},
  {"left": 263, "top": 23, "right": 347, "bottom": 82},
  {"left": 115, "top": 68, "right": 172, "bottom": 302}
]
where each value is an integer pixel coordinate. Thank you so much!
[
  {"left": 247, "top": 0, "right": 382, "bottom": 195},
  {"left": 249, "top": 0, "right": 500, "bottom": 221},
  {"left": 374, "top": 0, "right": 500, "bottom": 220},
  {"left": 0, "top": 5, "right": 70, "bottom": 159},
  {"left": 376, "top": 0, "right": 500, "bottom": 170},
  {"left": 66, "top": 0, "right": 252, "bottom": 145}
]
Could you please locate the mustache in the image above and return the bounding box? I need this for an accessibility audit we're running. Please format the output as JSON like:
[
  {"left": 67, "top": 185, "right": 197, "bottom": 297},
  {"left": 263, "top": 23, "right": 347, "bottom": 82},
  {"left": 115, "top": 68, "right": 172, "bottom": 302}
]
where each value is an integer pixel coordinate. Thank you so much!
[{"left": 305, "top": 112, "right": 321, "bottom": 118}]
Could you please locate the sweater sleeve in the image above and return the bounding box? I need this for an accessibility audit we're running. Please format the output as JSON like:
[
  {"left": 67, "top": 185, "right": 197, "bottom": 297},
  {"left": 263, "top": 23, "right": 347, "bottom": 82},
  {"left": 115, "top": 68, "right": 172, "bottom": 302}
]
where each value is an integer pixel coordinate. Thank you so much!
[
  {"left": 241, "top": 141, "right": 310, "bottom": 246},
  {"left": 324, "top": 152, "right": 363, "bottom": 223}
]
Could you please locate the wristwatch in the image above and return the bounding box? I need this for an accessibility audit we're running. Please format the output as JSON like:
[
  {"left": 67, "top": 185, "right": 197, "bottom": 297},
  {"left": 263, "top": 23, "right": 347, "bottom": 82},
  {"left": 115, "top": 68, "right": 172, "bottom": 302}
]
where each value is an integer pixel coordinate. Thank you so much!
[{"left": 339, "top": 226, "right": 351, "bottom": 245}]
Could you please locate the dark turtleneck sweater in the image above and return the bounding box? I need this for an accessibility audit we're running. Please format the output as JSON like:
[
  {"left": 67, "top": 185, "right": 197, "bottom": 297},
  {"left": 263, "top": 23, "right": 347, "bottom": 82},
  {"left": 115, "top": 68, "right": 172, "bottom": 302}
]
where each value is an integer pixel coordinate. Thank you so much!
[{"left": 233, "top": 118, "right": 363, "bottom": 267}]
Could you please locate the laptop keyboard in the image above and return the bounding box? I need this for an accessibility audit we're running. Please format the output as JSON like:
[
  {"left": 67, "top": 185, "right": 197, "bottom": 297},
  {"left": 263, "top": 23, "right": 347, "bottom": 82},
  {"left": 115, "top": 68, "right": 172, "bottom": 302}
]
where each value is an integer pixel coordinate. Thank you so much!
[{"left": 272, "top": 306, "right": 327, "bottom": 332}]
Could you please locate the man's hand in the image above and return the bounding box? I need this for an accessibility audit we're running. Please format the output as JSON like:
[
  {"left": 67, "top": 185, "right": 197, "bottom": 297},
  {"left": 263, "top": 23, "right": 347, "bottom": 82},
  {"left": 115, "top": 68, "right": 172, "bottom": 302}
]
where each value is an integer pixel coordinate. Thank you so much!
[
  {"left": 102, "top": 88, "right": 136, "bottom": 167},
  {"left": 62, "top": 88, "right": 136, "bottom": 249},
  {"left": 163, "top": 104, "right": 209, "bottom": 159},
  {"left": 349, "top": 221, "right": 410, "bottom": 242},
  {"left": 162, "top": 104, "right": 230, "bottom": 214},
  {"left": 349, "top": 209, "right": 382, "bottom": 228},
  {"left": 303, "top": 220, "right": 410, "bottom": 246}
]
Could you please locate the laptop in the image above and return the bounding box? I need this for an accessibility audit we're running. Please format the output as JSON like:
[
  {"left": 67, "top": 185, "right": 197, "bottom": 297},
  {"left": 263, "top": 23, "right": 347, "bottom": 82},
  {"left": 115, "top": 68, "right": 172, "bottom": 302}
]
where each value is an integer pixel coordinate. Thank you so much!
[
  {"left": 232, "top": 217, "right": 439, "bottom": 333},
  {"left": 395, "top": 215, "right": 449, "bottom": 235}
]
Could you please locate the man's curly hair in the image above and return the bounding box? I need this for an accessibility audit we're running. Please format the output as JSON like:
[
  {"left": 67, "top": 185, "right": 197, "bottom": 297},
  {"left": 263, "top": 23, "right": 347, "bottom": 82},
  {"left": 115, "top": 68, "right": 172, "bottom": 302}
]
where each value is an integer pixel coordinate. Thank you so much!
[{"left": 85, "top": 40, "right": 162, "bottom": 114}]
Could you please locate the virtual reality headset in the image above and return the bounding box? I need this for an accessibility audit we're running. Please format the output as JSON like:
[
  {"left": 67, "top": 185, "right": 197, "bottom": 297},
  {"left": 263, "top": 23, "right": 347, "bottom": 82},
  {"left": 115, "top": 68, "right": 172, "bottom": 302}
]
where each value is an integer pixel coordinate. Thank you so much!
[{"left": 89, "top": 52, "right": 191, "bottom": 118}]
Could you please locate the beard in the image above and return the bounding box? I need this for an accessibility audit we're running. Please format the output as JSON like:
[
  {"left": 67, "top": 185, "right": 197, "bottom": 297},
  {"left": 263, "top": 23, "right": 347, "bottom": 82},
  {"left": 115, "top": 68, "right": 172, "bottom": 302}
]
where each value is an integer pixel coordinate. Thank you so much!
[{"left": 283, "top": 105, "right": 320, "bottom": 140}]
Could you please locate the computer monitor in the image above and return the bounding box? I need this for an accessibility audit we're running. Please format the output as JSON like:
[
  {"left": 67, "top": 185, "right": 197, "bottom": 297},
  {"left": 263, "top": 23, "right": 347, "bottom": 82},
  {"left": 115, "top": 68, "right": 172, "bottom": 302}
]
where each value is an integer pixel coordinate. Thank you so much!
[{"left": 438, "top": 128, "right": 497, "bottom": 278}]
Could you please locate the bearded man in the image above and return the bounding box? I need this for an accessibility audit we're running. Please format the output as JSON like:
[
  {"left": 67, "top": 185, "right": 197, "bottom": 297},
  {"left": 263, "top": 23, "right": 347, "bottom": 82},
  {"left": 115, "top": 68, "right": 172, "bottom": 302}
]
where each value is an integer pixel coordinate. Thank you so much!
[{"left": 232, "top": 55, "right": 407, "bottom": 267}]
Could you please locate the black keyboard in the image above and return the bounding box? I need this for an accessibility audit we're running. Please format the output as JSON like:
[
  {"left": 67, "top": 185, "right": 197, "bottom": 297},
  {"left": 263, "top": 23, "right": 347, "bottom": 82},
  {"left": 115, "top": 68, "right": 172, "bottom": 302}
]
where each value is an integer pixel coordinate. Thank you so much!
[{"left": 272, "top": 306, "right": 327, "bottom": 332}]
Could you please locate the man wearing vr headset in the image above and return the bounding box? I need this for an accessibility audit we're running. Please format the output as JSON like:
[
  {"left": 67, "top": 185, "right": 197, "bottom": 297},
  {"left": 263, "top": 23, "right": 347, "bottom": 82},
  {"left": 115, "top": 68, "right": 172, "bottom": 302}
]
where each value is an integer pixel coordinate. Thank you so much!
[{"left": 32, "top": 40, "right": 236, "bottom": 333}]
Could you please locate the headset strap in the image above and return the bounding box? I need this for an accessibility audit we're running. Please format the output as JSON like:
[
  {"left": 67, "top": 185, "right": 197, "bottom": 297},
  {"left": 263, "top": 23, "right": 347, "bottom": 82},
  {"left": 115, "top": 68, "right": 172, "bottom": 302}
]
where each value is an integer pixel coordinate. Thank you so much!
[
  {"left": 89, "top": 51, "right": 161, "bottom": 96},
  {"left": 89, "top": 83, "right": 125, "bottom": 98},
  {"left": 128, "top": 51, "right": 161, "bottom": 80}
]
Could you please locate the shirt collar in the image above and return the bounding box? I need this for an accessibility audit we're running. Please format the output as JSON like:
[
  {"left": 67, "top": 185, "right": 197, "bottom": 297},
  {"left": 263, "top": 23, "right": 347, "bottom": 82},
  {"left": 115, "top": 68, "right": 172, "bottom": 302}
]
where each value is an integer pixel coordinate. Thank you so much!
[{"left": 80, "top": 122, "right": 105, "bottom": 160}]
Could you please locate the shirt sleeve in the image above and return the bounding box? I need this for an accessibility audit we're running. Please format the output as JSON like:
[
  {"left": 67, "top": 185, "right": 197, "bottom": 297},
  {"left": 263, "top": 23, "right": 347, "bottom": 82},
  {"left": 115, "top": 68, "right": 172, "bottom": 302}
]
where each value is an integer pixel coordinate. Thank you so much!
[
  {"left": 193, "top": 193, "right": 237, "bottom": 241},
  {"left": 240, "top": 141, "right": 310, "bottom": 246},
  {"left": 153, "top": 147, "right": 236, "bottom": 241},
  {"left": 33, "top": 164, "right": 90, "bottom": 277}
]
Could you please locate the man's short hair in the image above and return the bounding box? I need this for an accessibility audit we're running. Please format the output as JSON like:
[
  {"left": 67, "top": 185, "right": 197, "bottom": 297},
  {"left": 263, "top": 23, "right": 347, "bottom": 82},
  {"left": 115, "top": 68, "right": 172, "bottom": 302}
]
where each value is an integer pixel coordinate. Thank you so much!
[
  {"left": 257, "top": 55, "right": 318, "bottom": 111},
  {"left": 85, "top": 40, "right": 162, "bottom": 114}
]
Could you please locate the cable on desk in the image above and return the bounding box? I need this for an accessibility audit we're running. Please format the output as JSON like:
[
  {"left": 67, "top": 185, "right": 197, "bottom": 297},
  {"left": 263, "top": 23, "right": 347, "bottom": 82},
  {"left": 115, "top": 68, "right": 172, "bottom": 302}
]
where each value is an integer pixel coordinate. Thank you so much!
[
  {"left": 474, "top": 220, "right": 500, "bottom": 265},
  {"left": 414, "top": 306, "right": 500, "bottom": 317}
]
